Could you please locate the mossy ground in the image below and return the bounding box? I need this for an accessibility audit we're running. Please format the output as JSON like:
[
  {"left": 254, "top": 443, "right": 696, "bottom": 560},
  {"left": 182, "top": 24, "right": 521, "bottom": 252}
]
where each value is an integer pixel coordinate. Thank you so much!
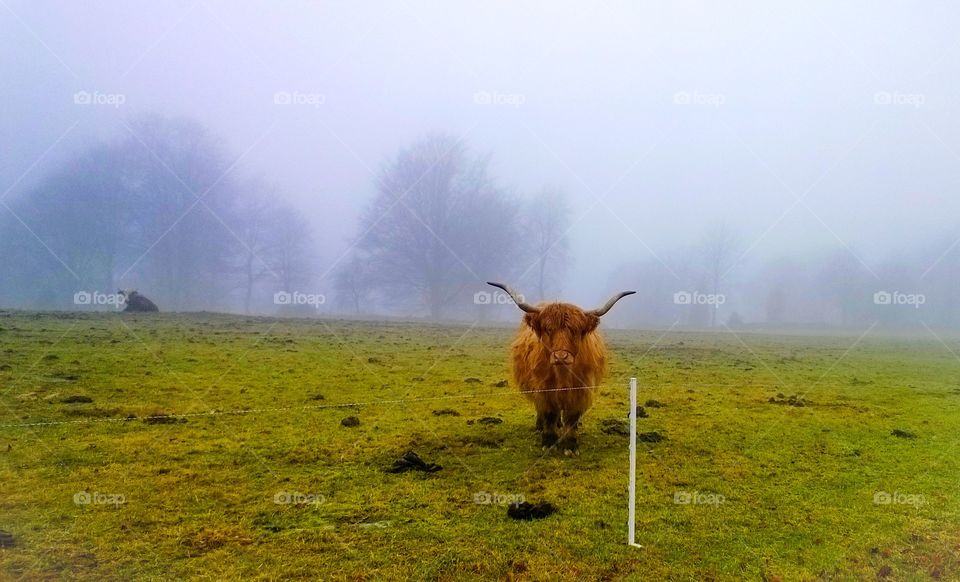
[{"left": 0, "top": 311, "right": 958, "bottom": 580}]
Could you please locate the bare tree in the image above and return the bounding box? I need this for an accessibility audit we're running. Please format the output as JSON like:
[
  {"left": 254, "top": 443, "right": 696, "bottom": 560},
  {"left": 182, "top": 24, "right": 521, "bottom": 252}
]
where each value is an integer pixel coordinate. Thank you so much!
[
  {"left": 524, "top": 186, "right": 571, "bottom": 300},
  {"left": 816, "top": 250, "right": 873, "bottom": 326},
  {"left": 266, "top": 205, "right": 317, "bottom": 296},
  {"left": 333, "top": 253, "right": 373, "bottom": 314},
  {"left": 355, "top": 133, "right": 522, "bottom": 319},
  {"left": 233, "top": 181, "right": 282, "bottom": 314},
  {"left": 119, "top": 115, "right": 237, "bottom": 310},
  {"left": 698, "top": 223, "right": 741, "bottom": 327}
]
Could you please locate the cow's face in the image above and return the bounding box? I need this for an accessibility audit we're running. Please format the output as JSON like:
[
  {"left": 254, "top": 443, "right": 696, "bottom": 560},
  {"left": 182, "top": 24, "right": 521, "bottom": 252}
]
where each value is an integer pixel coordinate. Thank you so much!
[
  {"left": 524, "top": 304, "right": 599, "bottom": 366},
  {"left": 486, "top": 281, "right": 635, "bottom": 365}
]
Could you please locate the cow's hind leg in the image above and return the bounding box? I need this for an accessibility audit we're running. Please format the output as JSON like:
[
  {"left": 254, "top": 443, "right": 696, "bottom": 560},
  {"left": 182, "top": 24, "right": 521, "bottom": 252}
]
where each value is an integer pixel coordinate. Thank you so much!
[{"left": 558, "top": 409, "right": 585, "bottom": 456}]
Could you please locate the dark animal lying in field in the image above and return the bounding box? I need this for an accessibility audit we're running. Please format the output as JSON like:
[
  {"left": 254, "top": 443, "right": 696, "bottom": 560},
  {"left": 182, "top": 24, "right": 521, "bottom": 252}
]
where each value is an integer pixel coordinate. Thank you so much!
[
  {"left": 488, "top": 282, "right": 635, "bottom": 455},
  {"left": 118, "top": 289, "right": 159, "bottom": 313}
]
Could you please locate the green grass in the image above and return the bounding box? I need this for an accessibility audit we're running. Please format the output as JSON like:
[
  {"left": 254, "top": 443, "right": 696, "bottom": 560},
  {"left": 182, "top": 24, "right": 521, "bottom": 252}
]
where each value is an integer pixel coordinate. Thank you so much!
[{"left": 0, "top": 311, "right": 958, "bottom": 580}]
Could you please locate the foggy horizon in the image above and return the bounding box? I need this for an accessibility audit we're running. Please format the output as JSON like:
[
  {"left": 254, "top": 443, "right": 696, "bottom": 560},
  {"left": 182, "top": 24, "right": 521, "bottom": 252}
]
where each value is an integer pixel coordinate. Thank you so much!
[{"left": 3, "top": 1, "right": 959, "bottom": 325}]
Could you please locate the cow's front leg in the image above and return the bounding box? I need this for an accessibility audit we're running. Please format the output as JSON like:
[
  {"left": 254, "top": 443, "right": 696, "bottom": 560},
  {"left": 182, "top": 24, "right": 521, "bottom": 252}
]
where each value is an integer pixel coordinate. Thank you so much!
[
  {"left": 558, "top": 409, "right": 584, "bottom": 456},
  {"left": 539, "top": 409, "right": 560, "bottom": 449},
  {"left": 536, "top": 411, "right": 561, "bottom": 432}
]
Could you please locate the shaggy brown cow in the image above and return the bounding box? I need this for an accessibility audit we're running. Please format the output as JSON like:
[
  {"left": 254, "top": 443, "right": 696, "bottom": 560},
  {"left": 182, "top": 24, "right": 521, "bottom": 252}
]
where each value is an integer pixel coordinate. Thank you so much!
[{"left": 488, "top": 282, "right": 635, "bottom": 455}]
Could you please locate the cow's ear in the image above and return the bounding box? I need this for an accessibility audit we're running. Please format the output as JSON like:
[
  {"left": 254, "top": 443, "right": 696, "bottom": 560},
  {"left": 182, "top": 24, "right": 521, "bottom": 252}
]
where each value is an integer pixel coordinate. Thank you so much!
[
  {"left": 523, "top": 312, "right": 541, "bottom": 335},
  {"left": 583, "top": 313, "right": 600, "bottom": 334}
]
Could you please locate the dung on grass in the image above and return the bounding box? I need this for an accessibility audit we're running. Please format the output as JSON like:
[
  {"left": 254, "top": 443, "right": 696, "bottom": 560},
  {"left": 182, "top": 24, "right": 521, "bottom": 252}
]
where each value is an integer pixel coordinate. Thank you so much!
[{"left": 507, "top": 501, "right": 556, "bottom": 520}]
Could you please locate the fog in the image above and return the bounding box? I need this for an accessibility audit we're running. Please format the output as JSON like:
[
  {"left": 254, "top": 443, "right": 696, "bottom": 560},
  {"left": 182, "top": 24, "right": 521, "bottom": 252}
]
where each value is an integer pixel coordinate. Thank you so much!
[{"left": 2, "top": 1, "right": 959, "bottom": 328}]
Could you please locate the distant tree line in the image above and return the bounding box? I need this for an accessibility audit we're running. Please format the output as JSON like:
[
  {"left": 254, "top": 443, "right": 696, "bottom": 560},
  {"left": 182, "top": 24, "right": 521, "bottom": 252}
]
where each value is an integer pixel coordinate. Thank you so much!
[
  {"left": 607, "top": 225, "right": 960, "bottom": 329},
  {"left": 14, "top": 118, "right": 951, "bottom": 329},
  {"left": 0, "top": 115, "right": 315, "bottom": 312},
  {"left": 0, "top": 125, "right": 572, "bottom": 319}
]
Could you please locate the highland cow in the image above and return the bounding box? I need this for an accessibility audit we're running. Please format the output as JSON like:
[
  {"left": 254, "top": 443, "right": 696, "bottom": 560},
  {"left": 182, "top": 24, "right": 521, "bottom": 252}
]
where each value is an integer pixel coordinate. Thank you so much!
[
  {"left": 488, "top": 282, "right": 634, "bottom": 455},
  {"left": 118, "top": 289, "right": 159, "bottom": 313}
]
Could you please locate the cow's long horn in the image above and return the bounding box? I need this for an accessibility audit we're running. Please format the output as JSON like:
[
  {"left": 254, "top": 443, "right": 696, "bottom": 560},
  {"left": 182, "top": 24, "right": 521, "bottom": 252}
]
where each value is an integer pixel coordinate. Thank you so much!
[
  {"left": 590, "top": 291, "right": 637, "bottom": 316},
  {"left": 486, "top": 282, "right": 539, "bottom": 313}
]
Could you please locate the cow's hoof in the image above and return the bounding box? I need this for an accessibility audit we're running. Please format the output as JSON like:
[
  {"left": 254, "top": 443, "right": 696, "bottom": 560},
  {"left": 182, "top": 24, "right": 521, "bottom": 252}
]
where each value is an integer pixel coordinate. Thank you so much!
[
  {"left": 558, "top": 436, "right": 579, "bottom": 456},
  {"left": 541, "top": 433, "right": 559, "bottom": 449}
]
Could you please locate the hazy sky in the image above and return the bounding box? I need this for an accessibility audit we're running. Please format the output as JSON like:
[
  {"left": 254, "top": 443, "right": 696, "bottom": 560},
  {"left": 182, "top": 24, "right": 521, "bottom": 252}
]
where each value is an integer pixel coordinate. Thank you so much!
[{"left": 3, "top": 1, "right": 959, "bottom": 303}]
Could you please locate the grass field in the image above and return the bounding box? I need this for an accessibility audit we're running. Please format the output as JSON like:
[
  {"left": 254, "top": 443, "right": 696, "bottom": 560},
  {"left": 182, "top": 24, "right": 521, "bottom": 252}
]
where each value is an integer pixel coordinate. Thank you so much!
[{"left": 0, "top": 311, "right": 958, "bottom": 580}]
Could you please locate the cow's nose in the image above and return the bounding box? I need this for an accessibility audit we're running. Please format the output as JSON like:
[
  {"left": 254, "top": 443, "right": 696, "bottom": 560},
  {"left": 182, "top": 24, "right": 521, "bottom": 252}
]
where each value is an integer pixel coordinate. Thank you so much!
[{"left": 550, "top": 350, "right": 574, "bottom": 365}]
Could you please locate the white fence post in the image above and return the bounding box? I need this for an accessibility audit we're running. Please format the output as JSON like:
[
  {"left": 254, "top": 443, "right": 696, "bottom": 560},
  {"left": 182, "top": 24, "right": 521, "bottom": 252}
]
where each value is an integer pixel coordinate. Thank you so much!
[{"left": 628, "top": 377, "right": 642, "bottom": 547}]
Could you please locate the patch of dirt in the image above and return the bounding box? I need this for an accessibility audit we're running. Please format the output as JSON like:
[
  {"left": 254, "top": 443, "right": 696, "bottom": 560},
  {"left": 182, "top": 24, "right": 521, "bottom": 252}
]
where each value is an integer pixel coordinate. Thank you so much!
[
  {"left": 432, "top": 408, "right": 460, "bottom": 416},
  {"left": 638, "top": 431, "right": 664, "bottom": 443},
  {"left": 600, "top": 418, "right": 629, "bottom": 436},
  {"left": 51, "top": 372, "right": 79, "bottom": 381},
  {"left": 64, "top": 407, "right": 123, "bottom": 418},
  {"left": 308, "top": 393, "right": 325, "bottom": 401},
  {"left": 626, "top": 406, "right": 648, "bottom": 419},
  {"left": 464, "top": 377, "right": 481, "bottom": 383},
  {"left": 645, "top": 399, "right": 664, "bottom": 408},
  {"left": 385, "top": 451, "right": 442, "bottom": 473},
  {"left": 493, "top": 380, "right": 508, "bottom": 387},
  {"left": 476, "top": 416, "right": 503, "bottom": 425},
  {"left": 143, "top": 413, "right": 186, "bottom": 425},
  {"left": 459, "top": 436, "right": 504, "bottom": 449},
  {"left": 891, "top": 429, "right": 917, "bottom": 439},
  {"left": 507, "top": 501, "right": 556, "bottom": 520},
  {"left": 181, "top": 527, "right": 253, "bottom": 552},
  {"left": 0, "top": 530, "right": 14, "bottom": 548},
  {"left": 768, "top": 393, "right": 807, "bottom": 407},
  {"left": 61, "top": 395, "right": 93, "bottom": 404},
  {"left": 340, "top": 416, "right": 360, "bottom": 427}
]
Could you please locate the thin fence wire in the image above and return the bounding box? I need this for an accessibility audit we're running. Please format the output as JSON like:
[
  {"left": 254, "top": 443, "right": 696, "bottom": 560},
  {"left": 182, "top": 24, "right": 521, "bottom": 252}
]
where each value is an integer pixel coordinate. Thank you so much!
[{"left": 0, "top": 380, "right": 897, "bottom": 429}]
